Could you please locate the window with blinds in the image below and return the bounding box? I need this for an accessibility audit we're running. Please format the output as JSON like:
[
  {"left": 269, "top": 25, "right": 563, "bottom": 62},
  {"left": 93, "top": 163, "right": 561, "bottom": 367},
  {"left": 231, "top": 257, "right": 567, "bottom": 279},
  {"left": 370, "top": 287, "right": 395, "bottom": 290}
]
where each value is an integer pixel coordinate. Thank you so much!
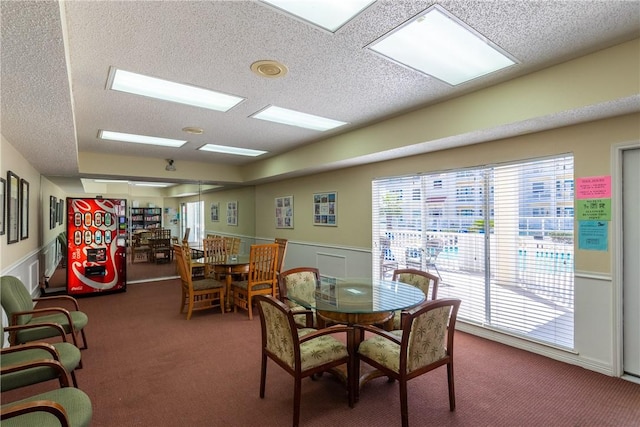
[{"left": 372, "top": 155, "right": 574, "bottom": 349}]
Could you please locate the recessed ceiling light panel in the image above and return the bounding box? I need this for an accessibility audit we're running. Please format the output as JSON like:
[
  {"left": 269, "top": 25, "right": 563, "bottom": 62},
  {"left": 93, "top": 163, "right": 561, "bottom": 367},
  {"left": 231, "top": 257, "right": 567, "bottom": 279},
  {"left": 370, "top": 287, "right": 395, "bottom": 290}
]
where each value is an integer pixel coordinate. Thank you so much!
[
  {"left": 98, "top": 130, "right": 187, "bottom": 148},
  {"left": 198, "top": 144, "right": 267, "bottom": 157},
  {"left": 251, "top": 105, "right": 348, "bottom": 131},
  {"left": 107, "top": 68, "right": 245, "bottom": 112},
  {"left": 367, "top": 5, "right": 517, "bottom": 85},
  {"left": 260, "top": 0, "right": 376, "bottom": 32}
]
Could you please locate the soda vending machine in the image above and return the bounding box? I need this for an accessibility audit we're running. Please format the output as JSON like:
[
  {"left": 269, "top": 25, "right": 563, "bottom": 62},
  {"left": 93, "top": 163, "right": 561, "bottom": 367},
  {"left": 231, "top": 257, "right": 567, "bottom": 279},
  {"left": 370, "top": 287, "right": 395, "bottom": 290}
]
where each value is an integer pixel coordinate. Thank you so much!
[{"left": 66, "top": 197, "right": 127, "bottom": 296}]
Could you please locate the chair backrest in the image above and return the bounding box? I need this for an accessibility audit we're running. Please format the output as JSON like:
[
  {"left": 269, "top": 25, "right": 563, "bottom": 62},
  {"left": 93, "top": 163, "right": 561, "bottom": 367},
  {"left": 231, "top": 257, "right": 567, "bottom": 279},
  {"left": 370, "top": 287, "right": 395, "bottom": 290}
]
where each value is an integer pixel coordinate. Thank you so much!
[
  {"left": 278, "top": 267, "right": 319, "bottom": 306},
  {"left": 392, "top": 269, "right": 439, "bottom": 300},
  {"left": 248, "top": 243, "right": 279, "bottom": 291},
  {"left": 203, "top": 237, "right": 226, "bottom": 263},
  {"left": 425, "top": 239, "right": 444, "bottom": 261},
  {"left": 223, "top": 236, "right": 241, "bottom": 255},
  {"left": 274, "top": 238, "right": 288, "bottom": 273},
  {"left": 174, "top": 244, "right": 192, "bottom": 287},
  {"left": 182, "top": 227, "right": 191, "bottom": 243},
  {"left": 153, "top": 228, "right": 171, "bottom": 239},
  {"left": 255, "top": 294, "right": 299, "bottom": 370},
  {"left": 0, "top": 276, "right": 34, "bottom": 324},
  {"left": 401, "top": 298, "right": 460, "bottom": 374}
]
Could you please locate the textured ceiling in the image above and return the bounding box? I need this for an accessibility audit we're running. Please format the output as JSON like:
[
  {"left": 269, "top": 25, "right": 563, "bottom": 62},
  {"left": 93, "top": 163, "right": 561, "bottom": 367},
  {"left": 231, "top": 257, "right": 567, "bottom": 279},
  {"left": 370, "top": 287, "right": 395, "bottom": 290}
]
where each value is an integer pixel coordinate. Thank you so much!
[{"left": 1, "top": 0, "right": 639, "bottom": 188}]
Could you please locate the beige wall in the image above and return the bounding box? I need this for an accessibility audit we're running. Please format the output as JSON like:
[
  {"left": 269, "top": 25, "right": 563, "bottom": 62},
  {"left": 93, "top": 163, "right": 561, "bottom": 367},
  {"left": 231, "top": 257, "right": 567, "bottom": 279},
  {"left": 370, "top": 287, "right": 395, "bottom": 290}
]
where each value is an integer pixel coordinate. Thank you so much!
[
  {"left": 255, "top": 113, "right": 640, "bottom": 274},
  {"left": 0, "top": 135, "right": 42, "bottom": 270},
  {"left": 202, "top": 186, "right": 256, "bottom": 237}
]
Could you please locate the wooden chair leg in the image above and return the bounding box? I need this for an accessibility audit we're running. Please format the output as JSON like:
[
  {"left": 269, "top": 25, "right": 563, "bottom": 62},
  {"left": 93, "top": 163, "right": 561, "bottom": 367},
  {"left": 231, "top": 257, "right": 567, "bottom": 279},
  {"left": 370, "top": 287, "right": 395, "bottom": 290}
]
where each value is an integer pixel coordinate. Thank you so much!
[
  {"left": 400, "top": 379, "right": 409, "bottom": 427},
  {"left": 259, "top": 353, "right": 267, "bottom": 398},
  {"left": 447, "top": 362, "right": 456, "bottom": 411},
  {"left": 293, "top": 376, "right": 302, "bottom": 427}
]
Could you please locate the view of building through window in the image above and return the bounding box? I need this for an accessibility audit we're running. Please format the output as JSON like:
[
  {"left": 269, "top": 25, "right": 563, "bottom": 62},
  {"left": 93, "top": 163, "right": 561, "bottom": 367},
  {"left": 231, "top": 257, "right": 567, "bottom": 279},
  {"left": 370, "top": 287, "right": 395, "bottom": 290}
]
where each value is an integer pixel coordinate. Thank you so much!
[{"left": 372, "top": 155, "right": 574, "bottom": 349}]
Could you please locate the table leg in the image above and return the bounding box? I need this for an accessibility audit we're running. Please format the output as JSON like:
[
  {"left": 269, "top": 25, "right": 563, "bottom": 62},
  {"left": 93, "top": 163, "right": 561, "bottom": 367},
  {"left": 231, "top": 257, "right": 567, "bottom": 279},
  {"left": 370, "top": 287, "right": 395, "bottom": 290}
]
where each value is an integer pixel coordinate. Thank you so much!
[{"left": 225, "top": 268, "right": 233, "bottom": 312}]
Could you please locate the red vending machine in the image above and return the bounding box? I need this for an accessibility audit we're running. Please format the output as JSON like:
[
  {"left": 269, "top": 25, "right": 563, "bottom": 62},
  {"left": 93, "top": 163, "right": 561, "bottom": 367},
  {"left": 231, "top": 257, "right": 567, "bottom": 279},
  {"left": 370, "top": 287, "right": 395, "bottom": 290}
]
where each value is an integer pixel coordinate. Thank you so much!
[{"left": 66, "top": 197, "right": 127, "bottom": 296}]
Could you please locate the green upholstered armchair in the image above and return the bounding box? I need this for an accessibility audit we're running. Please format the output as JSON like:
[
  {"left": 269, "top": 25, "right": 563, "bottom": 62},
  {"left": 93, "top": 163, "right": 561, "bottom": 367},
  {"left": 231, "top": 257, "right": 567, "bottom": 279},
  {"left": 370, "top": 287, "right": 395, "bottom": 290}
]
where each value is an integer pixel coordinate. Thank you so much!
[
  {"left": 255, "top": 295, "right": 354, "bottom": 427},
  {"left": 277, "top": 267, "right": 320, "bottom": 328},
  {"left": 390, "top": 269, "right": 439, "bottom": 329},
  {"left": 0, "top": 359, "right": 92, "bottom": 427},
  {"left": 0, "top": 276, "right": 89, "bottom": 349},
  {"left": 356, "top": 298, "right": 461, "bottom": 427},
  {"left": 2, "top": 322, "right": 82, "bottom": 389}
]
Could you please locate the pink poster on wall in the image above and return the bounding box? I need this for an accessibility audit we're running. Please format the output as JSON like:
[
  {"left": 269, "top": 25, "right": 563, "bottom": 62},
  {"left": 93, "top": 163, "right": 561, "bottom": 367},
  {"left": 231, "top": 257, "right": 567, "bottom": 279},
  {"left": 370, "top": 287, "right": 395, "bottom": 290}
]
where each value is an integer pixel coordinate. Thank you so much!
[{"left": 576, "top": 175, "right": 611, "bottom": 199}]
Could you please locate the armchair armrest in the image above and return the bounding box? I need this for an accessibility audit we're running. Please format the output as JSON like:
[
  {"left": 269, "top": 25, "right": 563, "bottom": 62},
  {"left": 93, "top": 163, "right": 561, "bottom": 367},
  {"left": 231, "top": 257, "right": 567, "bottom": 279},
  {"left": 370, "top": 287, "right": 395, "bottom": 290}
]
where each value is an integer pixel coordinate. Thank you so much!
[
  {"left": 11, "top": 307, "right": 75, "bottom": 330},
  {"left": 355, "top": 324, "right": 402, "bottom": 345},
  {"left": 1, "top": 341, "right": 60, "bottom": 360},
  {"left": 298, "top": 325, "right": 354, "bottom": 344},
  {"left": 0, "top": 358, "right": 70, "bottom": 387},
  {"left": 4, "top": 322, "right": 69, "bottom": 341},
  {"left": 32, "top": 295, "right": 81, "bottom": 311},
  {"left": 0, "top": 400, "right": 70, "bottom": 426}
]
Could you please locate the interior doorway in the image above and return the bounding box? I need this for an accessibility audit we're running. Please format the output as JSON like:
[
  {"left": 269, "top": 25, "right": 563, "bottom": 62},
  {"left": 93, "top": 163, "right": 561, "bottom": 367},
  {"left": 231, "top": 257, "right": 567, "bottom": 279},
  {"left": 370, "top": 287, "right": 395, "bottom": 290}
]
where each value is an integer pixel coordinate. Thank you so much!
[{"left": 622, "top": 147, "right": 639, "bottom": 378}]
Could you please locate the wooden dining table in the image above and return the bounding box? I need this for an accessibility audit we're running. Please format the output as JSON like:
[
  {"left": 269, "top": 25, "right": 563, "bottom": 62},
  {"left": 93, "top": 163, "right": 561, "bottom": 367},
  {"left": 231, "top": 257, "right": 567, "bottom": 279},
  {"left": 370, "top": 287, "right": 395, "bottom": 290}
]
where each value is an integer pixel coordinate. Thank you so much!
[{"left": 206, "top": 254, "right": 251, "bottom": 312}]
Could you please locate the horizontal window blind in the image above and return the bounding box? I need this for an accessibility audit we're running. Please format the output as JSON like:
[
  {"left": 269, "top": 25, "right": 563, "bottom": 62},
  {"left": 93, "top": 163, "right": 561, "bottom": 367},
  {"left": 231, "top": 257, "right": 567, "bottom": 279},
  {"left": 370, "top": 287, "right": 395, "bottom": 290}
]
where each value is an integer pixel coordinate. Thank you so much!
[{"left": 372, "top": 155, "right": 574, "bottom": 349}]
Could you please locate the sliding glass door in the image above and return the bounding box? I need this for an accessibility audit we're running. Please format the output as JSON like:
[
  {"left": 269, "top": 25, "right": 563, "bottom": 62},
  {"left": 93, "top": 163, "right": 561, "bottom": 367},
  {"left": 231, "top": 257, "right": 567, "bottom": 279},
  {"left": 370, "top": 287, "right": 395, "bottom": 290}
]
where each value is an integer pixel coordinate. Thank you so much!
[{"left": 372, "top": 155, "right": 575, "bottom": 349}]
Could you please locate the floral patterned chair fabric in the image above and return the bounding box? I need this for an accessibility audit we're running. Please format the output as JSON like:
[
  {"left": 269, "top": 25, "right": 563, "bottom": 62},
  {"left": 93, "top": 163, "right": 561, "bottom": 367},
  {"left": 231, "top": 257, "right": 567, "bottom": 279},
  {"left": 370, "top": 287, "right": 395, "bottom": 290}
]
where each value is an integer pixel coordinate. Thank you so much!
[
  {"left": 256, "top": 295, "right": 354, "bottom": 427},
  {"left": 278, "top": 267, "right": 320, "bottom": 327},
  {"left": 356, "top": 298, "right": 461, "bottom": 427},
  {"left": 390, "top": 269, "right": 439, "bottom": 329}
]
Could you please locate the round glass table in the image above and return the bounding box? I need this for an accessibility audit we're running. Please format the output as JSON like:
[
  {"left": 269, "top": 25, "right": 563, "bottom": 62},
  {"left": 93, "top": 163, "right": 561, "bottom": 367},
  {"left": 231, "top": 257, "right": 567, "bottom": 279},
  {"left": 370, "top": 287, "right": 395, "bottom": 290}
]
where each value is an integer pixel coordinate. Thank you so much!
[{"left": 287, "top": 277, "right": 426, "bottom": 327}]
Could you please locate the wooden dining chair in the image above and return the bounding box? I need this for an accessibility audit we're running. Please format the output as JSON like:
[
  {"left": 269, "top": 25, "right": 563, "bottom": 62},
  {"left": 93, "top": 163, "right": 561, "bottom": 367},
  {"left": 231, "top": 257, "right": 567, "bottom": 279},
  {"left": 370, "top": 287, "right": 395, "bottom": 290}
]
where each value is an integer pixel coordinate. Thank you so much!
[
  {"left": 255, "top": 295, "right": 354, "bottom": 427},
  {"left": 389, "top": 269, "right": 439, "bottom": 329},
  {"left": 356, "top": 298, "right": 461, "bottom": 427},
  {"left": 203, "top": 237, "right": 227, "bottom": 279},
  {"left": 174, "top": 244, "right": 225, "bottom": 320},
  {"left": 223, "top": 236, "right": 241, "bottom": 255},
  {"left": 150, "top": 228, "right": 172, "bottom": 263},
  {"left": 231, "top": 243, "right": 279, "bottom": 320},
  {"left": 278, "top": 267, "right": 319, "bottom": 328}
]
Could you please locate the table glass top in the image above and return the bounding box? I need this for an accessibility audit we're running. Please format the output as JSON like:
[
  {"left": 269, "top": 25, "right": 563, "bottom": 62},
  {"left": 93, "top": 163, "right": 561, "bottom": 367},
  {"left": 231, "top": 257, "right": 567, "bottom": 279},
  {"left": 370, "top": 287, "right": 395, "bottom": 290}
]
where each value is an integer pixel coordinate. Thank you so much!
[{"left": 288, "top": 277, "right": 426, "bottom": 314}]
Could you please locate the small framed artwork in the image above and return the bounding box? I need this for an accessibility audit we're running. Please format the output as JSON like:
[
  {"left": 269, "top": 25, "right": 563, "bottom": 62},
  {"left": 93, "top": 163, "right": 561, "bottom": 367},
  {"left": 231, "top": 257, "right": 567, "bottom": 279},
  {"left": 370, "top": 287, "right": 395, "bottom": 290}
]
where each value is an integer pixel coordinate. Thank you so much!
[
  {"left": 313, "top": 191, "right": 337, "bottom": 226},
  {"left": 50, "top": 196, "right": 57, "bottom": 229},
  {"left": 210, "top": 202, "right": 220, "bottom": 222},
  {"left": 20, "top": 178, "right": 29, "bottom": 240},
  {"left": 6, "top": 171, "right": 19, "bottom": 244},
  {"left": 0, "top": 177, "right": 5, "bottom": 235},
  {"left": 57, "top": 199, "right": 64, "bottom": 225},
  {"left": 275, "top": 195, "right": 294, "bottom": 229},
  {"left": 227, "top": 201, "right": 238, "bottom": 226}
]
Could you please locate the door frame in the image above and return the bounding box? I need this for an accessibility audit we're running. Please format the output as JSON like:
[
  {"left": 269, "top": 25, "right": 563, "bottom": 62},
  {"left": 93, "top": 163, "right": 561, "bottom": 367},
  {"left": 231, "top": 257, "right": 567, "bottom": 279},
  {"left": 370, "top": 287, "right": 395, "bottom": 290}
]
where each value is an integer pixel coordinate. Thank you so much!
[{"left": 611, "top": 140, "right": 640, "bottom": 379}]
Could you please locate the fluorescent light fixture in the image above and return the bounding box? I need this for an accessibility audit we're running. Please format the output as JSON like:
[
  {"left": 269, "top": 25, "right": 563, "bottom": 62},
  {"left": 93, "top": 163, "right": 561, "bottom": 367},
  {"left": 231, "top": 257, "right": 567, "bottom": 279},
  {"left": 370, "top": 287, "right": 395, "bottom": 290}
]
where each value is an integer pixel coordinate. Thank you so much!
[
  {"left": 198, "top": 144, "right": 267, "bottom": 157},
  {"left": 261, "top": 0, "right": 375, "bottom": 32},
  {"left": 98, "top": 130, "right": 187, "bottom": 148},
  {"left": 367, "top": 5, "right": 516, "bottom": 85},
  {"left": 173, "top": 192, "right": 199, "bottom": 197},
  {"left": 251, "top": 106, "right": 347, "bottom": 131},
  {"left": 108, "top": 68, "right": 245, "bottom": 112},
  {"left": 132, "top": 182, "right": 172, "bottom": 188},
  {"left": 93, "top": 179, "right": 129, "bottom": 184}
]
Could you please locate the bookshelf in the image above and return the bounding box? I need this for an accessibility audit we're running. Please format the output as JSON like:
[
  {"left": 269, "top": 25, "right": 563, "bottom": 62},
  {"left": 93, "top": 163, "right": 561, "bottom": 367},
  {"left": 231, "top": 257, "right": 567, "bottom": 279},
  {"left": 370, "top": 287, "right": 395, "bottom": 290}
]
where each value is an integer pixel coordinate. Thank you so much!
[{"left": 130, "top": 207, "right": 161, "bottom": 230}]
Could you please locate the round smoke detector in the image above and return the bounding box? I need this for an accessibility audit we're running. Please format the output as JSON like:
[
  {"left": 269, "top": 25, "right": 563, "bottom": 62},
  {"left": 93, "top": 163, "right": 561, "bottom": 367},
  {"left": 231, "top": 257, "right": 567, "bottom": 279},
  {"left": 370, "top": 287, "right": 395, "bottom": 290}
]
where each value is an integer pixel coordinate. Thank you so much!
[{"left": 251, "top": 60, "right": 288, "bottom": 78}]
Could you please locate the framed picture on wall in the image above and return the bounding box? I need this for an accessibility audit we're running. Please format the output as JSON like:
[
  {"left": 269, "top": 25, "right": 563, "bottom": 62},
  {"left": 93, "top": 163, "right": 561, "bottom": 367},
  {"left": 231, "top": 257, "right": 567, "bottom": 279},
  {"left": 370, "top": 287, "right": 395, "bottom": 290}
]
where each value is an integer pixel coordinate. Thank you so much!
[
  {"left": 313, "top": 191, "right": 337, "bottom": 226},
  {"left": 0, "top": 177, "right": 5, "bottom": 235},
  {"left": 227, "top": 201, "right": 238, "bottom": 226},
  {"left": 20, "top": 179, "right": 29, "bottom": 240},
  {"left": 275, "top": 195, "right": 294, "bottom": 229},
  {"left": 57, "top": 199, "right": 64, "bottom": 225},
  {"left": 50, "top": 196, "right": 57, "bottom": 229},
  {"left": 6, "top": 171, "right": 19, "bottom": 244},
  {"left": 210, "top": 202, "right": 220, "bottom": 222}
]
